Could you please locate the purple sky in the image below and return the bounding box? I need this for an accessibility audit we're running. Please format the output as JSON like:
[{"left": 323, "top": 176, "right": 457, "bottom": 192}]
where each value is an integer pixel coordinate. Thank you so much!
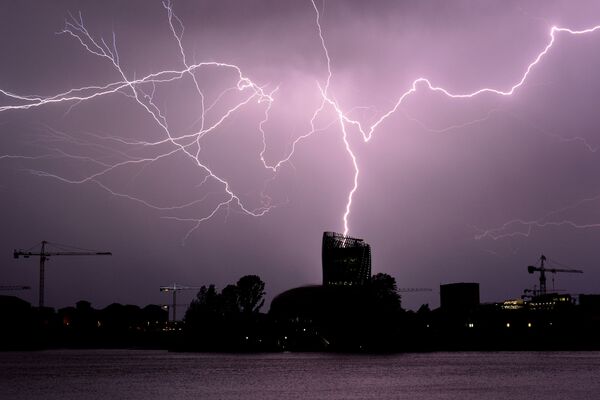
[{"left": 2, "top": 0, "right": 600, "bottom": 311}]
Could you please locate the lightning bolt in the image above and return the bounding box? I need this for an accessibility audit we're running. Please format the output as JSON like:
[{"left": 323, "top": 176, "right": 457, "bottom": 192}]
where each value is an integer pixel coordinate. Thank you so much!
[
  {"left": 1, "top": 1, "right": 600, "bottom": 242},
  {"left": 313, "top": 19, "right": 600, "bottom": 235},
  {"left": 474, "top": 193, "right": 600, "bottom": 241},
  {"left": 2, "top": 4, "right": 281, "bottom": 242}
]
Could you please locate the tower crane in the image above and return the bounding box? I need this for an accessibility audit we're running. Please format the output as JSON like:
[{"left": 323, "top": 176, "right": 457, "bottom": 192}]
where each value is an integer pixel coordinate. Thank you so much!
[
  {"left": 527, "top": 254, "right": 583, "bottom": 297},
  {"left": 159, "top": 284, "right": 202, "bottom": 321},
  {"left": 13, "top": 240, "right": 111, "bottom": 308},
  {"left": 397, "top": 288, "right": 432, "bottom": 293},
  {"left": 0, "top": 285, "right": 31, "bottom": 291}
]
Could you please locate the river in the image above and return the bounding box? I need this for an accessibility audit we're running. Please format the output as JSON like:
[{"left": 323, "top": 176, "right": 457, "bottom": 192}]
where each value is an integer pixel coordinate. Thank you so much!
[{"left": 1, "top": 350, "right": 599, "bottom": 399}]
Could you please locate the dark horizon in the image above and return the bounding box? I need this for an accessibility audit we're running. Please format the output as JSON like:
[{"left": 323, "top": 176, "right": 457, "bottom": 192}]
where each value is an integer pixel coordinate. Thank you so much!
[
  {"left": 2, "top": 0, "right": 600, "bottom": 311},
  {"left": 3, "top": 268, "right": 600, "bottom": 353}
]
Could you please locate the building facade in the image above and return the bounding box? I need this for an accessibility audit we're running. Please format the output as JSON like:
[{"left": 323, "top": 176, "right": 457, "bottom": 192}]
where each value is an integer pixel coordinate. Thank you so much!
[{"left": 322, "top": 231, "right": 371, "bottom": 286}]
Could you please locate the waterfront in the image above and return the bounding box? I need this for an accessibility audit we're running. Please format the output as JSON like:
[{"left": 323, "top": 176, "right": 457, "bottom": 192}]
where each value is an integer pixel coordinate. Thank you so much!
[{"left": 1, "top": 350, "right": 599, "bottom": 399}]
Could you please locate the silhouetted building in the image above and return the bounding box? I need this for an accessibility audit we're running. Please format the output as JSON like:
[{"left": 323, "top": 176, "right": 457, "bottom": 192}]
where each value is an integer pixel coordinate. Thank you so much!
[
  {"left": 322, "top": 231, "right": 371, "bottom": 286},
  {"left": 440, "top": 282, "right": 480, "bottom": 312},
  {"left": 0, "top": 295, "right": 31, "bottom": 324},
  {"left": 270, "top": 285, "right": 329, "bottom": 318},
  {"left": 579, "top": 294, "right": 600, "bottom": 311}
]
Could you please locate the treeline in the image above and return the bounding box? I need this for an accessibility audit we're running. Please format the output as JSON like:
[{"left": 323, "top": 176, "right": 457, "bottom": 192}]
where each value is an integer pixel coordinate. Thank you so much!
[
  {"left": 180, "top": 275, "right": 270, "bottom": 351},
  {"left": 179, "top": 273, "right": 600, "bottom": 352},
  {"left": 179, "top": 273, "right": 407, "bottom": 352},
  {"left": 1, "top": 273, "right": 413, "bottom": 352},
  {"left": 0, "top": 296, "right": 169, "bottom": 350},
  {"left": 4, "top": 274, "right": 600, "bottom": 352}
]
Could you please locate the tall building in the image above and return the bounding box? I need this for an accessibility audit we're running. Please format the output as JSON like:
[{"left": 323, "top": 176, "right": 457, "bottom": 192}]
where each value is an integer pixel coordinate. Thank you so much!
[{"left": 322, "top": 231, "right": 371, "bottom": 286}]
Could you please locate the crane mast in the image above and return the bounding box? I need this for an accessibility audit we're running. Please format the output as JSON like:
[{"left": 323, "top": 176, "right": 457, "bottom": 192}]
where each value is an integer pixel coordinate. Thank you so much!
[
  {"left": 13, "top": 240, "right": 112, "bottom": 308},
  {"left": 160, "top": 284, "right": 202, "bottom": 321}
]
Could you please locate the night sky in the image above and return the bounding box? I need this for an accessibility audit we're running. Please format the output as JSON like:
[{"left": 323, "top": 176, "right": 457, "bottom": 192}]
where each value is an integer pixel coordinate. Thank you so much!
[{"left": 2, "top": 0, "right": 600, "bottom": 311}]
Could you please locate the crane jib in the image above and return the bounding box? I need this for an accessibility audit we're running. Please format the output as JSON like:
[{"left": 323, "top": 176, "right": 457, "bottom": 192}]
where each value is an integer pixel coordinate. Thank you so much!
[{"left": 12, "top": 241, "right": 112, "bottom": 308}]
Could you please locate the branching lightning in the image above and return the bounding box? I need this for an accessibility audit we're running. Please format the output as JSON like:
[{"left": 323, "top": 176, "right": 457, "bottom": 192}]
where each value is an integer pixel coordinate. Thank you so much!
[
  {"left": 314, "top": 23, "right": 600, "bottom": 235},
  {"left": 2, "top": 3, "right": 280, "bottom": 242},
  {"left": 1, "top": 1, "right": 600, "bottom": 242},
  {"left": 474, "top": 194, "right": 600, "bottom": 240}
]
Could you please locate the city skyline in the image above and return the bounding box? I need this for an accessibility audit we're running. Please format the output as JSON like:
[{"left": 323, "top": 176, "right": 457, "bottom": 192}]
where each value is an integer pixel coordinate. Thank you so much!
[{"left": 2, "top": 0, "right": 600, "bottom": 310}]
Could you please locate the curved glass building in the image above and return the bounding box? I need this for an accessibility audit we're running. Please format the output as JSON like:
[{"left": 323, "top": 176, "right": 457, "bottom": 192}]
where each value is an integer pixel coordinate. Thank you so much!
[{"left": 322, "top": 231, "right": 371, "bottom": 286}]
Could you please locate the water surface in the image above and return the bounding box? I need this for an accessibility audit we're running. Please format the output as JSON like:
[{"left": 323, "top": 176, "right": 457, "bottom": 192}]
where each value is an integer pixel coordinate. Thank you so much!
[{"left": 1, "top": 350, "right": 599, "bottom": 399}]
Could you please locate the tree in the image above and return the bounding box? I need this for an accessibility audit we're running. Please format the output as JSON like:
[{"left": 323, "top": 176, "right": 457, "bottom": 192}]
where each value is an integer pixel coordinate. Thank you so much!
[
  {"left": 183, "top": 277, "right": 268, "bottom": 351},
  {"left": 196, "top": 284, "right": 220, "bottom": 312},
  {"left": 220, "top": 284, "right": 240, "bottom": 314},
  {"left": 370, "top": 273, "right": 402, "bottom": 312},
  {"left": 236, "top": 275, "right": 266, "bottom": 313},
  {"left": 417, "top": 303, "right": 431, "bottom": 314},
  {"left": 185, "top": 284, "right": 220, "bottom": 323}
]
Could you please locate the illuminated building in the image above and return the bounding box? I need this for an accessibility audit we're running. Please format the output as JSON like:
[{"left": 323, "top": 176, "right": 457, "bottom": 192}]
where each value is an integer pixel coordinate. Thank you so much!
[
  {"left": 322, "top": 231, "right": 371, "bottom": 286},
  {"left": 501, "top": 299, "right": 525, "bottom": 310},
  {"left": 527, "top": 293, "right": 574, "bottom": 311}
]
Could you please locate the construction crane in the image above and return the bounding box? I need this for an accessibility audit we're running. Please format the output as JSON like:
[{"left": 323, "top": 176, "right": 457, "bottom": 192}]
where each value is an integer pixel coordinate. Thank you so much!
[
  {"left": 398, "top": 288, "right": 433, "bottom": 293},
  {"left": 13, "top": 240, "right": 111, "bottom": 308},
  {"left": 527, "top": 254, "right": 583, "bottom": 297},
  {"left": 159, "top": 284, "right": 202, "bottom": 321}
]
